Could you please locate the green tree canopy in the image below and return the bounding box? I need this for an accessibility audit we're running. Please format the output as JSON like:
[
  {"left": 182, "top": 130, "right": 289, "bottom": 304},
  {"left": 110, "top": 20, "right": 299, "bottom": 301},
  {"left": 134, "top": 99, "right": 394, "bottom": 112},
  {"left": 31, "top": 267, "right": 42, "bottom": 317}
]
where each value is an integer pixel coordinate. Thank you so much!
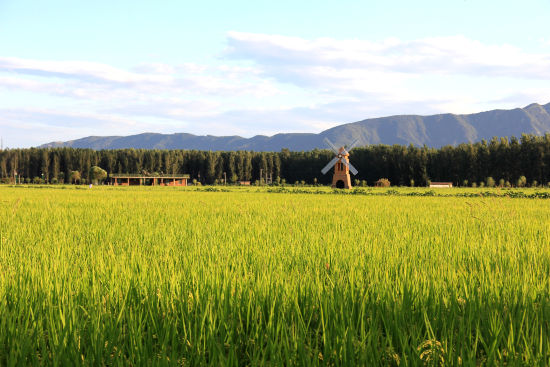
[
  {"left": 69, "top": 170, "right": 81, "bottom": 184},
  {"left": 89, "top": 166, "right": 107, "bottom": 184}
]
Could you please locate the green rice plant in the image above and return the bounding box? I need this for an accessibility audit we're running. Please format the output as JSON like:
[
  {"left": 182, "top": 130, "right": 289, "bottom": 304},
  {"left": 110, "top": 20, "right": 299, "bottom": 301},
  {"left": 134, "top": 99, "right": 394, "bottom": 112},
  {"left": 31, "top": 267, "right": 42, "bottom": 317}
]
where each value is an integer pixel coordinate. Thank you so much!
[{"left": 0, "top": 186, "right": 549, "bottom": 365}]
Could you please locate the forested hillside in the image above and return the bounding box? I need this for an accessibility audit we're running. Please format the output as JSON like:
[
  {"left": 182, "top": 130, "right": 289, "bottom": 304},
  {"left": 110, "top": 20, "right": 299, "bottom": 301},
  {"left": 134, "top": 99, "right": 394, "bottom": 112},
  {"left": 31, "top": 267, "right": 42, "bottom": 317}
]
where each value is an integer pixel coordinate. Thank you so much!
[
  {"left": 3, "top": 134, "right": 550, "bottom": 187},
  {"left": 40, "top": 103, "right": 550, "bottom": 150}
]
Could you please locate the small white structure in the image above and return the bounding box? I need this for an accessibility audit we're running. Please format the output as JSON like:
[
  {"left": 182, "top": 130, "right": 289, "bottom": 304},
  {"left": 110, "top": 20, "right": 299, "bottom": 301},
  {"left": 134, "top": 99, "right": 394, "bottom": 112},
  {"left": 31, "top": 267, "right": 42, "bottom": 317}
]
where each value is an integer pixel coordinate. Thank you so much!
[{"left": 429, "top": 182, "right": 453, "bottom": 188}]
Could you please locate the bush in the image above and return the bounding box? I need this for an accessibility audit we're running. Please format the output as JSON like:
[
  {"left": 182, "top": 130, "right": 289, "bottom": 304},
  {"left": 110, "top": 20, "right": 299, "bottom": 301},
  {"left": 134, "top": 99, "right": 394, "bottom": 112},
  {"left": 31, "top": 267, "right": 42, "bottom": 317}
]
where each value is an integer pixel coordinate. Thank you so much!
[
  {"left": 517, "top": 176, "right": 527, "bottom": 188},
  {"left": 471, "top": 182, "right": 477, "bottom": 188},
  {"left": 486, "top": 177, "right": 495, "bottom": 188},
  {"left": 532, "top": 180, "right": 538, "bottom": 188},
  {"left": 375, "top": 178, "right": 391, "bottom": 187},
  {"left": 462, "top": 180, "right": 468, "bottom": 187},
  {"left": 69, "top": 171, "right": 81, "bottom": 184},
  {"left": 498, "top": 178, "right": 505, "bottom": 187},
  {"left": 89, "top": 166, "right": 107, "bottom": 185}
]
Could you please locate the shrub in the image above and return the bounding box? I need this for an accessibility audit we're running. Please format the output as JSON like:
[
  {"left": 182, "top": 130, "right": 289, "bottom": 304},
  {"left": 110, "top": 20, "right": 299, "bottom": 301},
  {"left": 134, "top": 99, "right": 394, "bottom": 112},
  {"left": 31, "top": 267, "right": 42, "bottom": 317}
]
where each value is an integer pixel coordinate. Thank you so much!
[
  {"left": 69, "top": 171, "right": 81, "bottom": 184},
  {"left": 486, "top": 177, "right": 495, "bottom": 188},
  {"left": 498, "top": 178, "right": 505, "bottom": 187},
  {"left": 89, "top": 166, "right": 107, "bottom": 185},
  {"left": 517, "top": 176, "right": 527, "bottom": 188},
  {"left": 375, "top": 178, "right": 391, "bottom": 187}
]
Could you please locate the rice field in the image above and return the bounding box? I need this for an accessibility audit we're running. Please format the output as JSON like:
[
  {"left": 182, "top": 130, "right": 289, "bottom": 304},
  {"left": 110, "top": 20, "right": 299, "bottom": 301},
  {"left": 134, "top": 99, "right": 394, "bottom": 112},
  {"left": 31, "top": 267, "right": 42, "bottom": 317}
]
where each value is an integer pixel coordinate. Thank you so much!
[{"left": 1, "top": 185, "right": 550, "bottom": 366}]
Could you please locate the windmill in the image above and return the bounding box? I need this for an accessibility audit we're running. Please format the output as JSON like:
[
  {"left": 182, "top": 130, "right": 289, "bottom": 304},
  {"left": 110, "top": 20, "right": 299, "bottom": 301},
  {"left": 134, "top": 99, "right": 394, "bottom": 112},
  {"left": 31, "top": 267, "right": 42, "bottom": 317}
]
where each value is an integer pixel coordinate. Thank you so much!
[{"left": 321, "top": 137, "right": 359, "bottom": 189}]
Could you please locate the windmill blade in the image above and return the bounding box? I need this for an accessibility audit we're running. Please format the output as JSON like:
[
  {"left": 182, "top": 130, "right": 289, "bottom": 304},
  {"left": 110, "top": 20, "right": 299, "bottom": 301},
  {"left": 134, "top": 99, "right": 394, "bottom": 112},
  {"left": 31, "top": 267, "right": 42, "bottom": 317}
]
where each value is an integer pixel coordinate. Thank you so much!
[
  {"left": 346, "top": 138, "right": 361, "bottom": 152},
  {"left": 348, "top": 162, "right": 359, "bottom": 175},
  {"left": 341, "top": 139, "right": 360, "bottom": 155},
  {"left": 341, "top": 159, "right": 359, "bottom": 175},
  {"left": 321, "top": 156, "right": 340, "bottom": 175},
  {"left": 323, "top": 137, "right": 340, "bottom": 154}
]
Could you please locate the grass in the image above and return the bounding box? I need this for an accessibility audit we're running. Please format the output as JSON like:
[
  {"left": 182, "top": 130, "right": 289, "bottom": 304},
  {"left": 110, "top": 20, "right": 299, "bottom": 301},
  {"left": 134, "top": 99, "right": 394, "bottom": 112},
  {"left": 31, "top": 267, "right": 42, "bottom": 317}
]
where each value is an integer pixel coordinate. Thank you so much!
[{"left": 1, "top": 185, "right": 550, "bottom": 365}]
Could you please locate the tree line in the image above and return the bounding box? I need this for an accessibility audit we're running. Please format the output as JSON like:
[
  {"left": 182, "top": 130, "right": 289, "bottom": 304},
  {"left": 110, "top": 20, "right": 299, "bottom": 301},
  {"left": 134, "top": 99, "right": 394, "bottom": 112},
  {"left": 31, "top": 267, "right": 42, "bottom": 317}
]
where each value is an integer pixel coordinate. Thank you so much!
[{"left": 1, "top": 134, "right": 549, "bottom": 187}]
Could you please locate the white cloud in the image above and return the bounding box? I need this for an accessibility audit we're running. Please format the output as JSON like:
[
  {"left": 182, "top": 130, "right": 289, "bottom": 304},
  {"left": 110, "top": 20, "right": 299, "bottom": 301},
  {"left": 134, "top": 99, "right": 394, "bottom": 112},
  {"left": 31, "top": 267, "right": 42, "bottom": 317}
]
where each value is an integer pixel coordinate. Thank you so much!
[
  {"left": 2, "top": 32, "right": 550, "bottom": 147},
  {"left": 0, "top": 56, "right": 281, "bottom": 99},
  {"left": 226, "top": 32, "right": 550, "bottom": 84},
  {"left": 0, "top": 57, "right": 174, "bottom": 85}
]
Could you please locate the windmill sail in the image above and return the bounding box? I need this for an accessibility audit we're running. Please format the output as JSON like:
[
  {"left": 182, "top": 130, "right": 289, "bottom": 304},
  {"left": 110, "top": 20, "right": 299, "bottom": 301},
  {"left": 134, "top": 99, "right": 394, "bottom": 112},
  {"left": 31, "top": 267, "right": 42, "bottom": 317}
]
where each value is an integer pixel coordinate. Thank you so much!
[{"left": 321, "top": 156, "right": 340, "bottom": 175}]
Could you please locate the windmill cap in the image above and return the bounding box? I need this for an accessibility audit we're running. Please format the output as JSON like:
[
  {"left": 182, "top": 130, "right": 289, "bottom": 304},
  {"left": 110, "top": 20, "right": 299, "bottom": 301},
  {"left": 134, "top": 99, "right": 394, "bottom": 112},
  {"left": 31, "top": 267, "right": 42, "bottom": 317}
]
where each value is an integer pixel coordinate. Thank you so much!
[{"left": 338, "top": 147, "right": 349, "bottom": 155}]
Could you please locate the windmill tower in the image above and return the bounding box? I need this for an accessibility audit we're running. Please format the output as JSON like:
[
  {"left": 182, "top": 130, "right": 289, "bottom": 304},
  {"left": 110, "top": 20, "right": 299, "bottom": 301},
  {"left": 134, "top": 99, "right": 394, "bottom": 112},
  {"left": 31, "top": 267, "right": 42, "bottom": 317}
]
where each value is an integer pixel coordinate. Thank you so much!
[{"left": 321, "top": 138, "right": 359, "bottom": 189}]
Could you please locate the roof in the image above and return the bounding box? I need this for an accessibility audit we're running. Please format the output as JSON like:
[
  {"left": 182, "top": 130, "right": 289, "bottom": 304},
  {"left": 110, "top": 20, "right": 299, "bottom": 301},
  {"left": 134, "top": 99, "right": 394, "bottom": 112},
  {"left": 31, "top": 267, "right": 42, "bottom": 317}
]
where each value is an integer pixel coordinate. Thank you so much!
[{"left": 110, "top": 174, "right": 190, "bottom": 179}]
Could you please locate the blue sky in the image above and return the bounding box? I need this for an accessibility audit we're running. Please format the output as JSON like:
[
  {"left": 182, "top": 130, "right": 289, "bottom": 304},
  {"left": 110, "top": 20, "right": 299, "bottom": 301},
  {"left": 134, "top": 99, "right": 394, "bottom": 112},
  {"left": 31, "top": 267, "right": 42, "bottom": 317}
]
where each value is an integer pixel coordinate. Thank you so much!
[{"left": 2, "top": 0, "right": 550, "bottom": 147}]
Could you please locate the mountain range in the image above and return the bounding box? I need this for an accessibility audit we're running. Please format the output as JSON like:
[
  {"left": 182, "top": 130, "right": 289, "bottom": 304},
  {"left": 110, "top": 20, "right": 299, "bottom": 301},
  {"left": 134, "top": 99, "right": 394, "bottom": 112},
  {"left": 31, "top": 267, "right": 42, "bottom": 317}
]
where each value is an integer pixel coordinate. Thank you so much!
[{"left": 40, "top": 102, "right": 550, "bottom": 151}]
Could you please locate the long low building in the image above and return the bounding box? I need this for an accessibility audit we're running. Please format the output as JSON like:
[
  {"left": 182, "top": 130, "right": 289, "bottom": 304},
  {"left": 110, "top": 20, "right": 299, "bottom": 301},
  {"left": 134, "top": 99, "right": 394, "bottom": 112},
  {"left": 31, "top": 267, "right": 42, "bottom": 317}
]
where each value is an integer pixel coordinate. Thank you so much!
[
  {"left": 429, "top": 182, "right": 453, "bottom": 188},
  {"left": 110, "top": 174, "right": 189, "bottom": 186}
]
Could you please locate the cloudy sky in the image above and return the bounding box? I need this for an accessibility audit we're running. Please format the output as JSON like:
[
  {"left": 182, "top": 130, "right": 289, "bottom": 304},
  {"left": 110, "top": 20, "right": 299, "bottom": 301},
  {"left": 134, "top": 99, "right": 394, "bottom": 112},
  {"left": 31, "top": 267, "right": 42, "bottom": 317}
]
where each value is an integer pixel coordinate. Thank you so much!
[{"left": 2, "top": 0, "right": 550, "bottom": 147}]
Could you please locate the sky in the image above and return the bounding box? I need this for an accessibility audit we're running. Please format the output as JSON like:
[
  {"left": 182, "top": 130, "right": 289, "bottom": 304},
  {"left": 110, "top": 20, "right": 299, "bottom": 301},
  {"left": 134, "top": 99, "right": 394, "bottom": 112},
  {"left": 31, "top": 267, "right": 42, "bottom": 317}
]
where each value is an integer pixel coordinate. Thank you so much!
[{"left": 2, "top": 0, "right": 550, "bottom": 148}]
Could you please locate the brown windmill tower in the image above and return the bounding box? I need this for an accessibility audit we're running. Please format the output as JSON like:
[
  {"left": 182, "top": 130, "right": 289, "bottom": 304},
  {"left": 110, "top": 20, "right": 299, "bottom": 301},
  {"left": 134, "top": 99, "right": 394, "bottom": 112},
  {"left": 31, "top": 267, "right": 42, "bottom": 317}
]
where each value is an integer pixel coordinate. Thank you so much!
[{"left": 321, "top": 138, "right": 359, "bottom": 189}]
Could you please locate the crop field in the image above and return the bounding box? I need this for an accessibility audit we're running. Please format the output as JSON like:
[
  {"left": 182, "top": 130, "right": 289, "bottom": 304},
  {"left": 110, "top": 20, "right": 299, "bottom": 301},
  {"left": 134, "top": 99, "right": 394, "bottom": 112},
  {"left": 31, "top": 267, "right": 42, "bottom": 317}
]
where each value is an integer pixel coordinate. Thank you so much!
[{"left": 1, "top": 185, "right": 550, "bottom": 366}]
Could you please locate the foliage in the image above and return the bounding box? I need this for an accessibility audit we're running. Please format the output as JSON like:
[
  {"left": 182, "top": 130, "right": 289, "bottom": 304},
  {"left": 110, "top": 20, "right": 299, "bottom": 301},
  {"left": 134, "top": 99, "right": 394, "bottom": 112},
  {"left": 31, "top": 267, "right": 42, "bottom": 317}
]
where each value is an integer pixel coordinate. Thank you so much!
[
  {"left": 0, "top": 134, "right": 550, "bottom": 187},
  {"left": 375, "top": 178, "right": 391, "bottom": 187},
  {"left": 69, "top": 170, "right": 81, "bottom": 184},
  {"left": 88, "top": 166, "right": 107, "bottom": 184},
  {"left": 0, "top": 186, "right": 549, "bottom": 365}
]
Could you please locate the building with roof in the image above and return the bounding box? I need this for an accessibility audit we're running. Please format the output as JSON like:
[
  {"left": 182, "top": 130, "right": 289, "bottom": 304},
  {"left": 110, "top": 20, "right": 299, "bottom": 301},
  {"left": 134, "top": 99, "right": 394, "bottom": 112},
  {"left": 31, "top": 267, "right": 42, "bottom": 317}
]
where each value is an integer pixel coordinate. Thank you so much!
[{"left": 110, "top": 174, "right": 189, "bottom": 186}]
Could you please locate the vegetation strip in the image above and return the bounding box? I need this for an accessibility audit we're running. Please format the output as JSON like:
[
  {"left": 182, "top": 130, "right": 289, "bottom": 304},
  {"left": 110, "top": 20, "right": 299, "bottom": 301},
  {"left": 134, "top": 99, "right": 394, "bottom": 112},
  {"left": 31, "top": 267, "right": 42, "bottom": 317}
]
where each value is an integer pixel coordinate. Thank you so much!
[{"left": 2, "top": 133, "right": 550, "bottom": 188}]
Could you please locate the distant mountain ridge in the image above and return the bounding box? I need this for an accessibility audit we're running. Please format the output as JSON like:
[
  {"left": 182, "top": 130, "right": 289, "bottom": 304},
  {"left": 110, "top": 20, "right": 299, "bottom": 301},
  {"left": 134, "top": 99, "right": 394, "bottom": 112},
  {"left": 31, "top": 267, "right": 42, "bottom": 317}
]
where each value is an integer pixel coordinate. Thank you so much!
[{"left": 40, "top": 103, "right": 550, "bottom": 151}]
